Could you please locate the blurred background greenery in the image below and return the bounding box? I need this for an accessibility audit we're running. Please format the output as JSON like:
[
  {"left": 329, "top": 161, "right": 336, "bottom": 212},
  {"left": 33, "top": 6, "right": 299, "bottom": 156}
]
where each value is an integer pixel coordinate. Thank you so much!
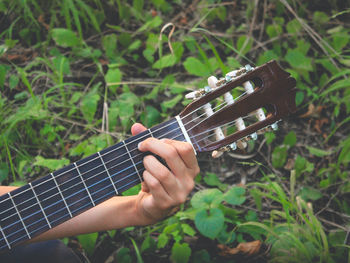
[{"left": 0, "top": 0, "right": 349, "bottom": 262}]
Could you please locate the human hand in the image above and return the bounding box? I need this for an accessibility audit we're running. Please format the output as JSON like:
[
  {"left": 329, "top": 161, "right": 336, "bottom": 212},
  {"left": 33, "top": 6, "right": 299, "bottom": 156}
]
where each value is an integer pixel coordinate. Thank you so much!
[{"left": 131, "top": 123, "right": 199, "bottom": 225}]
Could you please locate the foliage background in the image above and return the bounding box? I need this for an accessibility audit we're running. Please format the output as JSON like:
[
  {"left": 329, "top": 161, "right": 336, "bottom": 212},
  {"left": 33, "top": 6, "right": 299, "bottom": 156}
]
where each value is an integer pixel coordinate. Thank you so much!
[{"left": 0, "top": 0, "right": 349, "bottom": 262}]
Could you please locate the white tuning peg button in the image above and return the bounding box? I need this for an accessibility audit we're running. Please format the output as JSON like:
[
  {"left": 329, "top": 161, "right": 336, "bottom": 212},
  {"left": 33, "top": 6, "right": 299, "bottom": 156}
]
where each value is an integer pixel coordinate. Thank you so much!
[
  {"left": 212, "top": 150, "right": 224, "bottom": 158},
  {"left": 251, "top": 132, "right": 258, "bottom": 140},
  {"left": 271, "top": 123, "right": 278, "bottom": 130},
  {"left": 185, "top": 91, "right": 197, "bottom": 99},
  {"left": 207, "top": 76, "right": 218, "bottom": 90}
]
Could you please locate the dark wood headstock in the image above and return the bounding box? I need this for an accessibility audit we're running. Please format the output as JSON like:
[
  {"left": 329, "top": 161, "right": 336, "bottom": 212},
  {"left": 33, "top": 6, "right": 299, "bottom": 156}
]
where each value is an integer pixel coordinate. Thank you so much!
[{"left": 180, "top": 60, "right": 296, "bottom": 153}]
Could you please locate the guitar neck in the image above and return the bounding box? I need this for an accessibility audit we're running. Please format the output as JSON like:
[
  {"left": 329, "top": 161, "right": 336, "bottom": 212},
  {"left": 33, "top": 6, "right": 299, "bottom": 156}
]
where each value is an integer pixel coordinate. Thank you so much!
[{"left": 0, "top": 117, "right": 188, "bottom": 251}]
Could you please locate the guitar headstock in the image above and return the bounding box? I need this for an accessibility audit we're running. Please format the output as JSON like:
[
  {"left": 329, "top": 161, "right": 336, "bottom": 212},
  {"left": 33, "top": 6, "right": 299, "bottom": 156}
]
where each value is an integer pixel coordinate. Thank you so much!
[{"left": 180, "top": 60, "right": 296, "bottom": 157}]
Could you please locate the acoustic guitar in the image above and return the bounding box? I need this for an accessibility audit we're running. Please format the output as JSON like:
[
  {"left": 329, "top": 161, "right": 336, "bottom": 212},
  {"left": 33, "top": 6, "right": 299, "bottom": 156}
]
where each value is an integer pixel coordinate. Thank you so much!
[{"left": 0, "top": 60, "right": 296, "bottom": 251}]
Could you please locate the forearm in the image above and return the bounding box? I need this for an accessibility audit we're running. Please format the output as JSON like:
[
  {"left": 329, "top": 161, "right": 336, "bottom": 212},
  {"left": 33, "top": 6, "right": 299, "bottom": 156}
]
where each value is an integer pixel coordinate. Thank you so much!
[{"left": 0, "top": 186, "right": 146, "bottom": 242}]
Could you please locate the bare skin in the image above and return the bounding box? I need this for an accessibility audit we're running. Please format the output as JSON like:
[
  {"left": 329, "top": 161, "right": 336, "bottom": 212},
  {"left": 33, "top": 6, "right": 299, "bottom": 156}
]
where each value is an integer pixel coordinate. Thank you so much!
[{"left": 0, "top": 123, "right": 199, "bottom": 242}]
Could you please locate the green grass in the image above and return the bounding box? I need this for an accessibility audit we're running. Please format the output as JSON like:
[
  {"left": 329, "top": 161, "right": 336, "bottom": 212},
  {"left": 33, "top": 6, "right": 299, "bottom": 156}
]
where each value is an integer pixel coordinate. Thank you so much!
[{"left": 0, "top": 0, "right": 349, "bottom": 262}]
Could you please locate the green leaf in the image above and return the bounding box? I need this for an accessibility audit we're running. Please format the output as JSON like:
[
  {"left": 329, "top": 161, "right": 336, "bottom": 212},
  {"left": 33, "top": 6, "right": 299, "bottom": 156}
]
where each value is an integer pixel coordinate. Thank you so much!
[
  {"left": 77, "top": 232, "right": 98, "bottom": 256},
  {"left": 183, "top": 57, "right": 210, "bottom": 77},
  {"left": 141, "top": 235, "right": 156, "bottom": 253},
  {"left": 171, "top": 242, "right": 191, "bottom": 263},
  {"left": 338, "top": 137, "right": 350, "bottom": 164},
  {"left": 191, "top": 189, "right": 223, "bottom": 209},
  {"left": 153, "top": 54, "right": 177, "bottom": 69},
  {"left": 294, "top": 155, "right": 314, "bottom": 177},
  {"left": 203, "top": 172, "right": 226, "bottom": 190},
  {"left": 34, "top": 156, "right": 69, "bottom": 170},
  {"left": 193, "top": 249, "right": 211, "bottom": 263},
  {"left": 51, "top": 28, "right": 80, "bottom": 48},
  {"left": 128, "top": 39, "right": 141, "bottom": 51},
  {"left": 105, "top": 66, "right": 122, "bottom": 93},
  {"left": 161, "top": 94, "right": 182, "bottom": 112},
  {"left": 285, "top": 50, "right": 313, "bottom": 71},
  {"left": 116, "top": 247, "right": 132, "bottom": 263},
  {"left": 140, "top": 106, "right": 161, "bottom": 127},
  {"left": 265, "top": 132, "right": 276, "bottom": 145},
  {"left": 299, "top": 186, "right": 322, "bottom": 201},
  {"left": 283, "top": 131, "right": 296, "bottom": 147},
  {"left": 313, "top": 11, "right": 329, "bottom": 25},
  {"left": 224, "top": 186, "right": 246, "bottom": 205},
  {"left": 0, "top": 163, "right": 9, "bottom": 183},
  {"left": 306, "top": 146, "right": 332, "bottom": 157},
  {"left": 266, "top": 24, "right": 283, "bottom": 38},
  {"left": 181, "top": 223, "right": 196, "bottom": 237},
  {"left": 0, "top": 65, "right": 7, "bottom": 89},
  {"left": 80, "top": 87, "right": 100, "bottom": 123},
  {"left": 194, "top": 208, "right": 224, "bottom": 239},
  {"left": 295, "top": 91, "right": 304, "bottom": 106},
  {"left": 286, "top": 19, "right": 302, "bottom": 34},
  {"left": 157, "top": 233, "right": 169, "bottom": 249},
  {"left": 9, "top": 75, "right": 19, "bottom": 90},
  {"left": 52, "top": 56, "right": 71, "bottom": 75},
  {"left": 272, "top": 146, "right": 288, "bottom": 168},
  {"left": 102, "top": 34, "right": 117, "bottom": 59},
  {"left": 136, "top": 16, "right": 162, "bottom": 33}
]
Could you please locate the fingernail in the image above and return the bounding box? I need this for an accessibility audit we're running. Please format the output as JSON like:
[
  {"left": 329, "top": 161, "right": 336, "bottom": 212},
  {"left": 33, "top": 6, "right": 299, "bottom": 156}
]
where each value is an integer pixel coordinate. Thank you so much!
[{"left": 138, "top": 142, "right": 142, "bottom": 150}]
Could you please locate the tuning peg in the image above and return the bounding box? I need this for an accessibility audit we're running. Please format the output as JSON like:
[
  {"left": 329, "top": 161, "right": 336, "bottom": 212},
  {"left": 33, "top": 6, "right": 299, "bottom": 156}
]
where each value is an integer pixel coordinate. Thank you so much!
[
  {"left": 229, "top": 142, "right": 237, "bottom": 150},
  {"left": 251, "top": 132, "right": 258, "bottom": 140},
  {"left": 185, "top": 91, "right": 198, "bottom": 99},
  {"left": 185, "top": 86, "right": 212, "bottom": 100},
  {"left": 212, "top": 149, "right": 224, "bottom": 158},
  {"left": 208, "top": 76, "right": 218, "bottom": 89},
  {"left": 271, "top": 122, "right": 278, "bottom": 130},
  {"left": 245, "top": 64, "right": 253, "bottom": 72}
]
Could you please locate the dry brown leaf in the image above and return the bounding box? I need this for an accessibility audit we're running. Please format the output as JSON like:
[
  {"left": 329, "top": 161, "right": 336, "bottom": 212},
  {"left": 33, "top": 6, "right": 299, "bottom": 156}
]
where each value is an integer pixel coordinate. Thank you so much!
[
  {"left": 284, "top": 158, "right": 295, "bottom": 170},
  {"left": 314, "top": 118, "right": 329, "bottom": 134},
  {"left": 218, "top": 240, "right": 262, "bottom": 257},
  {"left": 299, "top": 103, "right": 324, "bottom": 118}
]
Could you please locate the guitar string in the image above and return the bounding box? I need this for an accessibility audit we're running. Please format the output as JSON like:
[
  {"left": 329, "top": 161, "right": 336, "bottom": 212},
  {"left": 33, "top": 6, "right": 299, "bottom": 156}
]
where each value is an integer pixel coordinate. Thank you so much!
[
  {"left": 0, "top": 106, "right": 255, "bottom": 224},
  {"left": 0, "top": 102, "right": 206, "bottom": 206},
  {"left": 0, "top": 109, "right": 260, "bottom": 245},
  {"left": 1, "top": 86, "right": 249, "bottom": 209},
  {"left": 0, "top": 95, "right": 235, "bottom": 214},
  {"left": 1, "top": 109, "right": 256, "bottom": 223},
  {"left": 0, "top": 99, "right": 259, "bottom": 241}
]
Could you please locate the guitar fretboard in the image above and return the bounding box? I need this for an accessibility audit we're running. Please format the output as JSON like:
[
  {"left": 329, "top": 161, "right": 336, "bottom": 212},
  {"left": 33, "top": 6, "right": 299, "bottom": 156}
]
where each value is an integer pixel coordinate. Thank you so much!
[{"left": 0, "top": 118, "right": 186, "bottom": 251}]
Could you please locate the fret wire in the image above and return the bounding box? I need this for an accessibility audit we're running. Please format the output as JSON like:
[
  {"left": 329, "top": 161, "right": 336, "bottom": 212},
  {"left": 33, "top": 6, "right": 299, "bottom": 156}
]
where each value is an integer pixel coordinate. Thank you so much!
[
  {"left": 1, "top": 167, "right": 145, "bottom": 249},
  {"left": 123, "top": 141, "right": 142, "bottom": 183},
  {"left": 0, "top": 118, "right": 181, "bottom": 215},
  {"left": 1, "top": 103, "right": 204, "bottom": 211},
  {"left": 1, "top": 125, "right": 185, "bottom": 228},
  {"left": 8, "top": 192, "right": 31, "bottom": 239},
  {"left": 0, "top": 159, "right": 144, "bottom": 241},
  {"left": 0, "top": 226, "right": 11, "bottom": 249},
  {"left": 148, "top": 128, "right": 154, "bottom": 137},
  {"left": 74, "top": 163, "right": 95, "bottom": 207},
  {"left": 29, "top": 183, "right": 52, "bottom": 229},
  {"left": 0, "top": 121, "right": 189, "bottom": 247},
  {"left": 0, "top": 124, "right": 186, "bottom": 233},
  {"left": 51, "top": 173, "right": 73, "bottom": 218},
  {"left": 97, "top": 152, "right": 119, "bottom": 195},
  {"left": 175, "top": 115, "right": 196, "bottom": 154}
]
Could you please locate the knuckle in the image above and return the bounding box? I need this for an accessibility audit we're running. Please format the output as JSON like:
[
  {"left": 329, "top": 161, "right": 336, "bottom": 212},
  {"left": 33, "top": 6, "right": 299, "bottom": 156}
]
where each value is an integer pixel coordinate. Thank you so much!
[
  {"left": 177, "top": 194, "right": 187, "bottom": 204},
  {"left": 157, "top": 167, "right": 169, "bottom": 181},
  {"left": 182, "top": 143, "right": 193, "bottom": 154},
  {"left": 165, "top": 146, "right": 177, "bottom": 160},
  {"left": 143, "top": 155, "right": 153, "bottom": 164},
  {"left": 142, "top": 137, "right": 155, "bottom": 148},
  {"left": 187, "top": 180, "right": 195, "bottom": 192}
]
